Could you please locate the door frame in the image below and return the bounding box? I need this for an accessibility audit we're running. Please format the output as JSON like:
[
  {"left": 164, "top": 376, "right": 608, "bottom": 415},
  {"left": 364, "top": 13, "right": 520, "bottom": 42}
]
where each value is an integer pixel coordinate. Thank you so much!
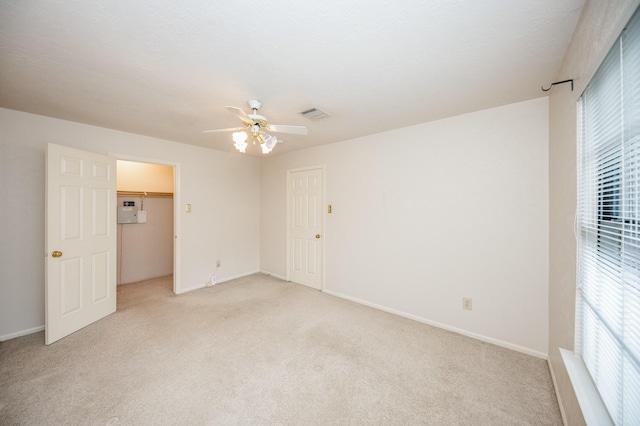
[
  {"left": 286, "top": 165, "right": 326, "bottom": 291},
  {"left": 109, "top": 153, "right": 181, "bottom": 294}
]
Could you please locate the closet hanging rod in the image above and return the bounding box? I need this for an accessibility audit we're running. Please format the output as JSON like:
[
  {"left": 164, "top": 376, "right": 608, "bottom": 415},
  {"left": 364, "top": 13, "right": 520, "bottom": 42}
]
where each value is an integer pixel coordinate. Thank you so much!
[{"left": 117, "top": 191, "right": 173, "bottom": 198}]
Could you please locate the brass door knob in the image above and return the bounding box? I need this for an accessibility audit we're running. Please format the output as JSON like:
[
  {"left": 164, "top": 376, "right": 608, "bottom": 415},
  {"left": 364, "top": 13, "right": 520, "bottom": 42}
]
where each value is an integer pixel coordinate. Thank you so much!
[
  {"left": 52, "top": 251, "right": 63, "bottom": 258},
  {"left": 315, "top": 234, "right": 321, "bottom": 239}
]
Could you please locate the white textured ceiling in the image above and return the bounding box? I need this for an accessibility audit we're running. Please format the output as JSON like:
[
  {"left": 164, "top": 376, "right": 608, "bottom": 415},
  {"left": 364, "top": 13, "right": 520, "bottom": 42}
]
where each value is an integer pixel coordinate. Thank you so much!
[{"left": 0, "top": 0, "right": 584, "bottom": 156}]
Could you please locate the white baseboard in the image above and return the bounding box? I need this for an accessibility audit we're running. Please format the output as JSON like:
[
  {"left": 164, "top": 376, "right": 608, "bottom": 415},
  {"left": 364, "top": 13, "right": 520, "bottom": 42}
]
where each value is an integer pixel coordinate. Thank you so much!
[
  {"left": 3, "top": 277, "right": 546, "bottom": 363},
  {"left": 0, "top": 325, "right": 44, "bottom": 342},
  {"left": 2, "top": 272, "right": 264, "bottom": 340},
  {"left": 218, "top": 270, "right": 261, "bottom": 284},
  {"left": 175, "top": 282, "right": 206, "bottom": 294},
  {"left": 548, "top": 358, "right": 569, "bottom": 426},
  {"left": 323, "top": 289, "right": 548, "bottom": 359},
  {"left": 259, "top": 270, "right": 287, "bottom": 281},
  {"left": 175, "top": 270, "right": 262, "bottom": 294}
]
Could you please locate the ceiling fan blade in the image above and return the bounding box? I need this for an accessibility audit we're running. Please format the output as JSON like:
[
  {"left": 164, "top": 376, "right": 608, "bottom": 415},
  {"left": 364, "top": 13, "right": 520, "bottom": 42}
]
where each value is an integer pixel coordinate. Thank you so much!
[
  {"left": 267, "top": 124, "right": 308, "bottom": 135},
  {"left": 225, "top": 106, "right": 254, "bottom": 125},
  {"left": 202, "top": 126, "right": 246, "bottom": 133}
]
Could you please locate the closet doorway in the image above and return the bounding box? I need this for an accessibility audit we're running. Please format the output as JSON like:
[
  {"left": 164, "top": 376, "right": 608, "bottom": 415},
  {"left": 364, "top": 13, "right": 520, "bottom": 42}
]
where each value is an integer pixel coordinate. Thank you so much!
[{"left": 116, "top": 158, "right": 178, "bottom": 293}]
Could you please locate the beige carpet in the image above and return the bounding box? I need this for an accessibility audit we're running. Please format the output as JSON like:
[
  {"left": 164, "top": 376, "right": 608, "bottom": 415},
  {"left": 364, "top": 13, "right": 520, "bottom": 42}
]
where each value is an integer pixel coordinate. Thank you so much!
[{"left": 0, "top": 274, "right": 562, "bottom": 425}]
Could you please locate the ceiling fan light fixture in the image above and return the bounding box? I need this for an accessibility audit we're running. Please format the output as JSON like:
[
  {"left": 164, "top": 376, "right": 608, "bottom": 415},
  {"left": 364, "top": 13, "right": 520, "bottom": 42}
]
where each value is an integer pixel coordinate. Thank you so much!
[
  {"left": 204, "top": 100, "right": 308, "bottom": 155},
  {"left": 260, "top": 143, "right": 272, "bottom": 155},
  {"left": 232, "top": 131, "right": 248, "bottom": 143},
  {"left": 232, "top": 131, "right": 248, "bottom": 153},
  {"left": 263, "top": 133, "right": 277, "bottom": 150},
  {"left": 260, "top": 133, "right": 277, "bottom": 154}
]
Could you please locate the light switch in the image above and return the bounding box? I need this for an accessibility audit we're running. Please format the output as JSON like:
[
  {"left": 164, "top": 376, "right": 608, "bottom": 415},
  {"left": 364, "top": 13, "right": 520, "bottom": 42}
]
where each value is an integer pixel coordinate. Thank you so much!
[{"left": 186, "top": 203, "right": 192, "bottom": 213}]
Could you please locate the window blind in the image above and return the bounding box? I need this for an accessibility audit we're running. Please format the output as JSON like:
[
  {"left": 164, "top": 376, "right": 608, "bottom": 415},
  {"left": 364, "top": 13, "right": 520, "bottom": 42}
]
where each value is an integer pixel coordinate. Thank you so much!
[{"left": 577, "top": 7, "right": 640, "bottom": 425}]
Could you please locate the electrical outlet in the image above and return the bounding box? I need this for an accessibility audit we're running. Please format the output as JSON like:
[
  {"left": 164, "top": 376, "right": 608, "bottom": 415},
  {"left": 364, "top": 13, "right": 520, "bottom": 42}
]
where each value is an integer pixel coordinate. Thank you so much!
[
  {"left": 463, "top": 297, "right": 473, "bottom": 310},
  {"left": 216, "top": 260, "right": 221, "bottom": 268},
  {"left": 210, "top": 276, "right": 217, "bottom": 286}
]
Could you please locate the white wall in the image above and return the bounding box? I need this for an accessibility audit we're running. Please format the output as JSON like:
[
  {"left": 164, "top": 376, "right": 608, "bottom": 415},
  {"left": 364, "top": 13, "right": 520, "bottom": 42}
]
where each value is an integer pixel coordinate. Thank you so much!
[
  {"left": 0, "top": 108, "right": 260, "bottom": 340},
  {"left": 261, "top": 97, "right": 550, "bottom": 356},
  {"left": 117, "top": 160, "right": 174, "bottom": 193},
  {"left": 117, "top": 195, "right": 174, "bottom": 284},
  {"left": 548, "top": 1, "right": 640, "bottom": 424},
  {"left": 116, "top": 161, "right": 175, "bottom": 285}
]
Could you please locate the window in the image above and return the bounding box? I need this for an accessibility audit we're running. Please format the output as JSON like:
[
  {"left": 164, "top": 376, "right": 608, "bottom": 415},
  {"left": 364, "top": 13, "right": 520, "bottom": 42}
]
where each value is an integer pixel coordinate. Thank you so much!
[{"left": 577, "top": 7, "right": 640, "bottom": 424}]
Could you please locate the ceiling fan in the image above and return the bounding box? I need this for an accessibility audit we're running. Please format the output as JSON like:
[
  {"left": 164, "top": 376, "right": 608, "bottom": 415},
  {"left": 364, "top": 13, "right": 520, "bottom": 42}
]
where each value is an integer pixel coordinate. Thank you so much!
[{"left": 204, "top": 100, "right": 308, "bottom": 154}]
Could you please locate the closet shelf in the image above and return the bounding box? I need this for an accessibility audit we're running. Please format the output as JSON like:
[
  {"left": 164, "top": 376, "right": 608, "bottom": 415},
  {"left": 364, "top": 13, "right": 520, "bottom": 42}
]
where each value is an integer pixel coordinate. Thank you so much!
[{"left": 117, "top": 191, "right": 173, "bottom": 198}]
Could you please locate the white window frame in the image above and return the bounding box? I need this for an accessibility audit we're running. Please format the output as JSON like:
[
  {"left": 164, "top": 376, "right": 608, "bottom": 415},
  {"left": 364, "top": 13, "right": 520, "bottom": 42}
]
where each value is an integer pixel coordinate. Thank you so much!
[{"left": 575, "top": 7, "right": 640, "bottom": 425}]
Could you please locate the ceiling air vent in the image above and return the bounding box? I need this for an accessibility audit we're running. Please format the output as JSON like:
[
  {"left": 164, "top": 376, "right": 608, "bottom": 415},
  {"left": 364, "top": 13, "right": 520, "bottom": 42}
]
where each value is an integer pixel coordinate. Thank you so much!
[{"left": 299, "top": 107, "right": 329, "bottom": 120}]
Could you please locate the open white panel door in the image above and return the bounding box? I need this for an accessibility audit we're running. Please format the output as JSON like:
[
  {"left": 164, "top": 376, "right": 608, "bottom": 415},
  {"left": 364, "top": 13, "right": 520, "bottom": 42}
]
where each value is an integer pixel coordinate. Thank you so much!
[{"left": 45, "top": 143, "right": 117, "bottom": 345}]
